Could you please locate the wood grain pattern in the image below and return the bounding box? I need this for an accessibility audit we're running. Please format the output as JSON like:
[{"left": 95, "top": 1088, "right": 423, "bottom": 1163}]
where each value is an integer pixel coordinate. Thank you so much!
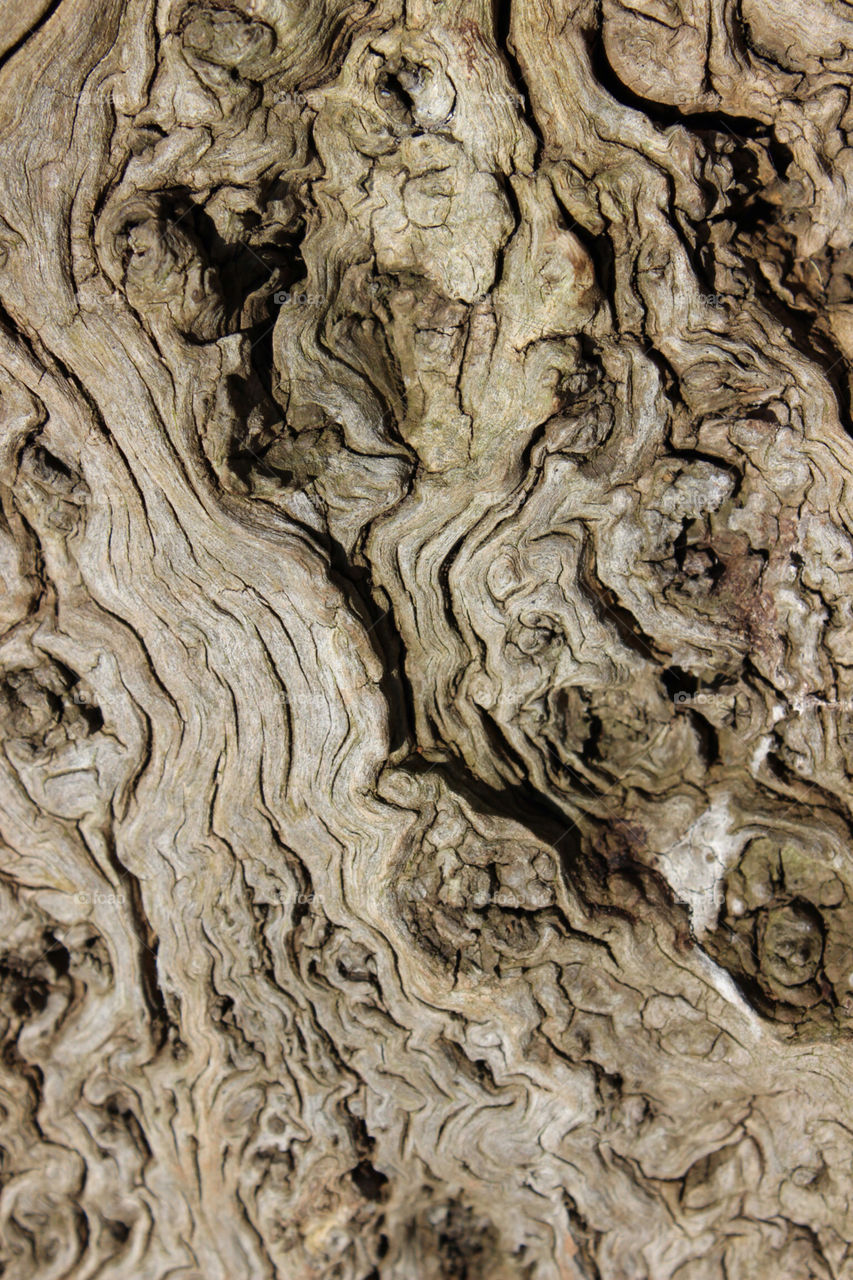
[{"left": 1, "top": 0, "right": 853, "bottom": 1276}]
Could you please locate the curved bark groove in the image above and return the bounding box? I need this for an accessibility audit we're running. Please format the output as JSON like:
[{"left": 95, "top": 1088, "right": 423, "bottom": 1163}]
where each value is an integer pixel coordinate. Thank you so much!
[{"left": 1, "top": 0, "right": 853, "bottom": 1277}]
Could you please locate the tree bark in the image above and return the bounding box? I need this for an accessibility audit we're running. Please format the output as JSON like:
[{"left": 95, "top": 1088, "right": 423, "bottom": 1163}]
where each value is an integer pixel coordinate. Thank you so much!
[{"left": 2, "top": 0, "right": 853, "bottom": 1277}]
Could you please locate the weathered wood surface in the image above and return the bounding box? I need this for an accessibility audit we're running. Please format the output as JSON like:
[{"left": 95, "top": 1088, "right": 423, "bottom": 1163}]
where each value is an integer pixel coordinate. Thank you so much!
[{"left": 1, "top": 0, "right": 853, "bottom": 1276}]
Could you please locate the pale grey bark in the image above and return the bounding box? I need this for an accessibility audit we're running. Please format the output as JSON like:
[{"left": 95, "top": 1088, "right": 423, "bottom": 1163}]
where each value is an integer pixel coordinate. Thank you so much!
[{"left": 1, "top": 1, "right": 853, "bottom": 1278}]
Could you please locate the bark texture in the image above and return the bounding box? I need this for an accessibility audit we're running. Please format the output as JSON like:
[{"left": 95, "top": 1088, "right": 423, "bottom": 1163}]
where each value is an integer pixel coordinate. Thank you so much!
[{"left": 2, "top": 0, "right": 853, "bottom": 1277}]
